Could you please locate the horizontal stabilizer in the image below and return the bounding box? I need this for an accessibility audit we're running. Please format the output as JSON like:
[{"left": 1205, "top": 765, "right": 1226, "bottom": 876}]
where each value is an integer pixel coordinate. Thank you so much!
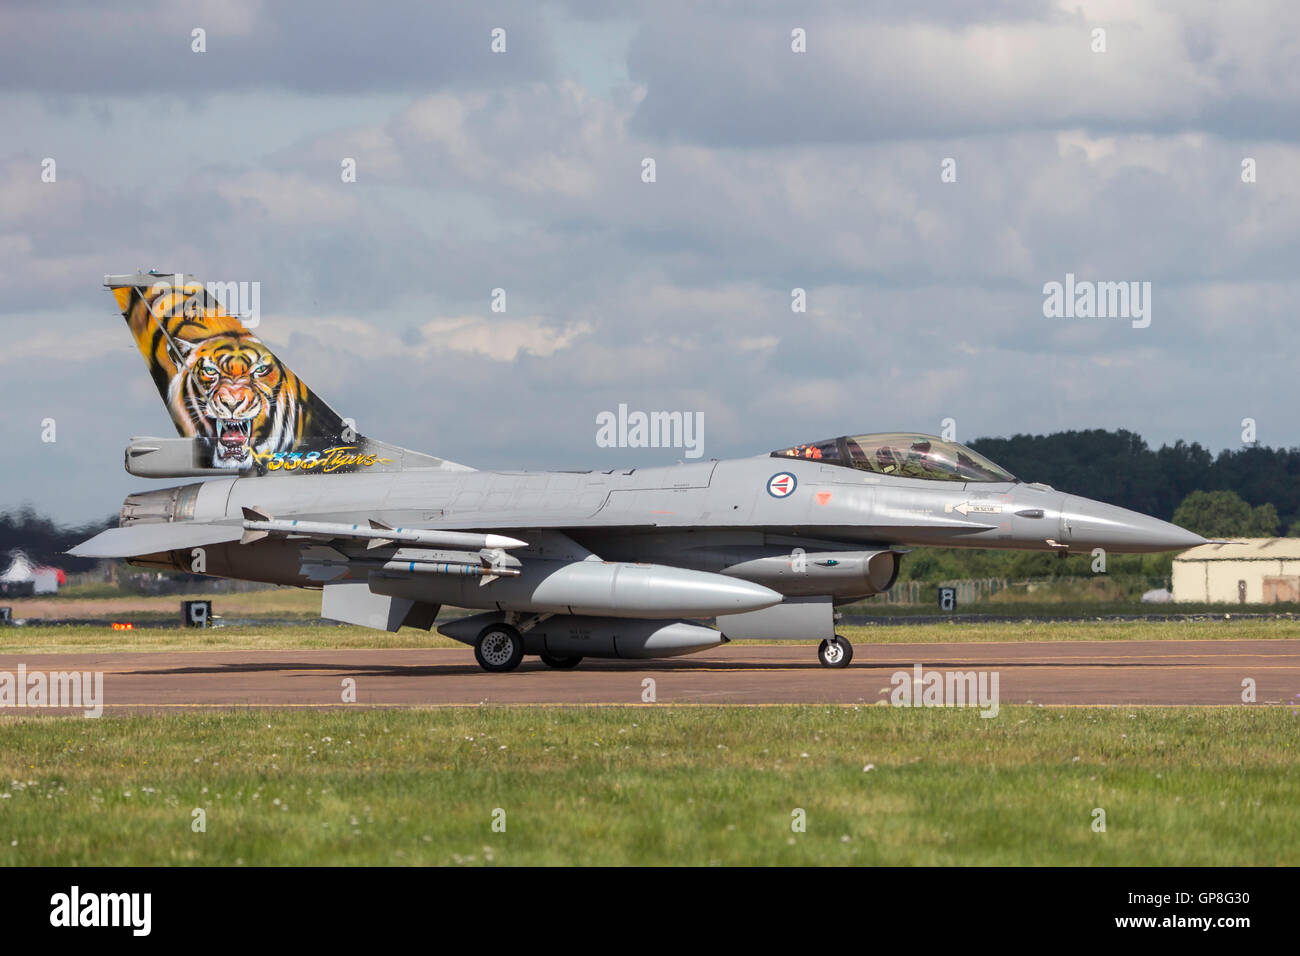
[{"left": 69, "top": 523, "right": 243, "bottom": 559}]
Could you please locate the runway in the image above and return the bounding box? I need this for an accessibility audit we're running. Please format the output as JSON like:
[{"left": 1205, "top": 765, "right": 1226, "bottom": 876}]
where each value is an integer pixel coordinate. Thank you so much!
[{"left": 0, "top": 640, "right": 1297, "bottom": 712}]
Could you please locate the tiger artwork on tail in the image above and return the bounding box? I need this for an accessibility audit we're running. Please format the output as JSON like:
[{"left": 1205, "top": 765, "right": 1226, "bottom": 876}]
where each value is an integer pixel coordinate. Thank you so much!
[
  {"left": 167, "top": 331, "right": 312, "bottom": 469},
  {"left": 112, "top": 277, "right": 345, "bottom": 470}
]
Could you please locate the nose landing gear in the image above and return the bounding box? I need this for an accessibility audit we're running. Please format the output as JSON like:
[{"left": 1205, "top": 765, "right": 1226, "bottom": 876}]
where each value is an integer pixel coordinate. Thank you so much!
[{"left": 817, "top": 634, "right": 853, "bottom": 668}]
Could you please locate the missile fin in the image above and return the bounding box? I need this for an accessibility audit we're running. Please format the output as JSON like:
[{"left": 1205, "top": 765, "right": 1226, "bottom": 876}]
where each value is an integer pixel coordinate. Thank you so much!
[
  {"left": 478, "top": 548, "right": 506, "bottom": 586},
  {"left": 242, "top": 506, "right": 272, "bottom": 523},
  {"left": 239, "top": 529, "right": 269, "bottom": 545}
]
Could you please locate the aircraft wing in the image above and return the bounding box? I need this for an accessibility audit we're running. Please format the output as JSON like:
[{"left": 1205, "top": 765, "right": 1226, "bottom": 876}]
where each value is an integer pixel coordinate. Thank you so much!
[
  {"left": 66, "top": 517, "right": 639, "bottom": 561},
  {"left": 68, "top": 523, "right": 244, "bottom": 559},
  {"left": 69, "top": 510, "right": 989, "bottom": 560}
]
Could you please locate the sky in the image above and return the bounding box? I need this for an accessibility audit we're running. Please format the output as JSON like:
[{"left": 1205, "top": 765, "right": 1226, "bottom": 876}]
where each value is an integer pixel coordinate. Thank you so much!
[{"left": 3, "top": 0, "right": 1298, "bottom": 523}]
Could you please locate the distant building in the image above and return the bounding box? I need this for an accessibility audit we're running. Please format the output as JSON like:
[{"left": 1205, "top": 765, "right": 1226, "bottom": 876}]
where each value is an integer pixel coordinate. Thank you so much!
[
  {"left": 0, "top": 552, "right": 62, "bottom": 596},
  {"left": 1172, "top": 539, "right": 1300, "bottom": 604}
]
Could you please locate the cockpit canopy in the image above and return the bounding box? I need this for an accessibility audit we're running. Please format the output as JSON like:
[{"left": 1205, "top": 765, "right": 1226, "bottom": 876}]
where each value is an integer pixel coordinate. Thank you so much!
[{"left": 772, "top": 433, "right": 1016, "bottom": 483}]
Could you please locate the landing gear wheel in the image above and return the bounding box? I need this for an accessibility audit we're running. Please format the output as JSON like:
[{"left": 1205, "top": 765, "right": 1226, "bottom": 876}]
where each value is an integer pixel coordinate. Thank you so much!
[
  {"left": 818, "top": 634, "right": 853, "bottom": 668},
  {"left": 539, "top": 653, "right": 583, "bottom": 669},
  {"left": 474, "top": 624, "right": 525, "bottom": 673}
]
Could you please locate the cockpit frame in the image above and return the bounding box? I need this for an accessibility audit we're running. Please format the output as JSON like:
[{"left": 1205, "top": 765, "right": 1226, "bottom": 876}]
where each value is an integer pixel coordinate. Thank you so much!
[{"left": 772, "top": 432, "right": 1016, "bottom": 483}]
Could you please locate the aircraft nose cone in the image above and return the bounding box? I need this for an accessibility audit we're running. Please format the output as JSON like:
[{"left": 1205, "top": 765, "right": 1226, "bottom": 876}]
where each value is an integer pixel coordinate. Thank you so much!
[{"left": 1060, "top": 495, "right": 1207, "bottom": 553}]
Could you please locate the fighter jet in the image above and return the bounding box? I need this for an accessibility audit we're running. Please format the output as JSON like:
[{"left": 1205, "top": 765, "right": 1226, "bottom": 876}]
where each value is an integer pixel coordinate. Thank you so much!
[{"left": 72, "top": 273, "right": 1206, "bottom": 671}]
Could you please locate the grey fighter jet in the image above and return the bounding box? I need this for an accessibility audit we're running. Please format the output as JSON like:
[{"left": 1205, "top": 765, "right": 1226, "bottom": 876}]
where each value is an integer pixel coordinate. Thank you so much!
[{"left": 72, "top": 273, "right": 1206, "bottom": 671}]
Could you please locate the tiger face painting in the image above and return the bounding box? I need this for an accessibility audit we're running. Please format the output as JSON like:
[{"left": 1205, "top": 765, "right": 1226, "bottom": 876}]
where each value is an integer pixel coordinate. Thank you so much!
[
  {"left": 113, "top": 276, "right": 347, "bottom": 472},
  {"left": 169, "top": 332, "right": 308, "bottom": 469}
]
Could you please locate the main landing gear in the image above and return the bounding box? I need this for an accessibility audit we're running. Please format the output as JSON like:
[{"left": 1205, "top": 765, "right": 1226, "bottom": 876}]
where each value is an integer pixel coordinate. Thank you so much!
[
  {"left": 472, "top": 622, "right": 584, "bottom": 672},
  {"left": 474, "top": 623, "right": 526, "bottom": 673},
  {"left": 817, "top": 634, "right": 853, "bottom": 668},
  {"left": 540, "top": 653, "right": 583, "bottom": 669}
]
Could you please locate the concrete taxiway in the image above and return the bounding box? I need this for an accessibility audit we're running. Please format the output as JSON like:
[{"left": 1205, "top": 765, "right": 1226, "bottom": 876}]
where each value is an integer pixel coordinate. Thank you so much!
[{"left": 0, "top": 640, "right": 1295, "bottom": 712}]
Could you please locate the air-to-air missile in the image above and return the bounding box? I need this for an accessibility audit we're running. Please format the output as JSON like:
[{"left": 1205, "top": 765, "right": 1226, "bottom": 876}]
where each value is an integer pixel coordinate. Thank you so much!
[{"left": 239, "top": 508, "right": 527, "bottom": 552}]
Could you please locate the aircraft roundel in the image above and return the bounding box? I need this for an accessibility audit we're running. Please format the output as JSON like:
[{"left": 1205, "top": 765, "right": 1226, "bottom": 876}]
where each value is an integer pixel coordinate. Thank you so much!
[{"left": 767, "top": 472, "right": 798, "bottom": 498}]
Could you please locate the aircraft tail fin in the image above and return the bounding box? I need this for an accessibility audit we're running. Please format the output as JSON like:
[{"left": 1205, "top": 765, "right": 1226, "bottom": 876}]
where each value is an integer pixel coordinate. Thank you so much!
[{"left": 104, "top": 272, "right": 470, "bottom": 476}]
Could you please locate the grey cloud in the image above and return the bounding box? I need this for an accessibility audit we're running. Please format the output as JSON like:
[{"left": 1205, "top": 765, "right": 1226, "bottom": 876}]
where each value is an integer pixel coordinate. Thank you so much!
[
  {"left": 0, "top": 0, "right": 552, "bottom": 95},
  {"left": 625, "top": 2, "right": 1300, "bottom": 146},
  {"left": 1, "top": 0, "right": 1298, "bottom": 523}
]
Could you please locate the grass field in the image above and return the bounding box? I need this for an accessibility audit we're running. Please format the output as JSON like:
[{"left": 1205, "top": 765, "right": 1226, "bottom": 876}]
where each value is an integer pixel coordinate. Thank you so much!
[
  {"left": 12, "top": 587, "right": 1300, "bottom": 625},
  {"left": 849, "top": 618, "right": 1300, "bottom": 644},
  {"left": 0, "top": 706, "right": 1293, "bottom": 866},
  {"left": 0, "top": 613, "right": 1294, "bottom": 866},
  {"left": 0, "top": 623, "right": 461, "bottom": 654},
  {"left": 3, "top": 588, "right": 323, "bottom": 622},
  {"left": 0, "top": 617, "right": 1297, "bottom": 655},
  {"left": 851, "top": 599, "right": 1300, "bottom": 618}
]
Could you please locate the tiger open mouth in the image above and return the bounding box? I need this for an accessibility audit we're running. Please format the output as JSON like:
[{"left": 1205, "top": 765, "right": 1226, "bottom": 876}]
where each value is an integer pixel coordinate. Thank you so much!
[{"left": 213, "top": 417, "right": 254, "bottom": 463}]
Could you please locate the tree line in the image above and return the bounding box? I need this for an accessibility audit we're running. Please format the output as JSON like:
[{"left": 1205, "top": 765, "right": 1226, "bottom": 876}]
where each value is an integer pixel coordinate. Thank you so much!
[
  {"left": 0, "top": 507, "right": 115, "bottom": 571},
  {"left": 970, "top": 429, "right": 1300, "bottom": 533}
]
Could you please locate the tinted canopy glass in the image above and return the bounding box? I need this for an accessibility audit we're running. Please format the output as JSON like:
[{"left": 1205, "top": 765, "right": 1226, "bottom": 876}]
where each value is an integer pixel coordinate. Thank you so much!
[{"left": 772, "top": 433, "right": 1015, "bottom": 483}]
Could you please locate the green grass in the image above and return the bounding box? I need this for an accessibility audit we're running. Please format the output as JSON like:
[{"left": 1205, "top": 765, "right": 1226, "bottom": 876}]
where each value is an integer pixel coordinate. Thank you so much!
[
  {"left": 0, "top": 706, "right": 1294, "bottom": 865},
  {"left": 843, "top": 618, "right": 1300, "bottom": 644},
  {"left": 0, "top": 617, "right": 1296, "bottom": 655},
  {"left": 6, "top": 587, "right": 323, "bottom": 621},
  {"left": 24, "top": 585, "right": 1297, "bottom": 623},
  {"left": 851, "top": 599, "right": 1300, "bottom": 617},
  {"left": 0, "top": 623, "right": 464, "bottom": 654},
  {"left": 41, "top": 582, "right": 129, "bottom": 600}
]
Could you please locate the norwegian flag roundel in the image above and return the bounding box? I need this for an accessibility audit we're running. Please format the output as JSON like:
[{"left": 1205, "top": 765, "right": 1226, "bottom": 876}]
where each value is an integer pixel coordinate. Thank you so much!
[{"left": 767, "top": 472, "right": 798, "bottom": 498}]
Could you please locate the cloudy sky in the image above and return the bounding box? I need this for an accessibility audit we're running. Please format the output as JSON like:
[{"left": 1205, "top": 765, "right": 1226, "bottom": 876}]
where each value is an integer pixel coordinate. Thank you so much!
[{"left": 3, "top": 0, "right": 1298, "bottom": 523}]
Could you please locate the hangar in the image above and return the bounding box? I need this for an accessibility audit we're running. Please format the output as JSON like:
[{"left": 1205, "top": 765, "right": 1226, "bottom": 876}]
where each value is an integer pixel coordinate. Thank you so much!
[{"left": 1172, "top": 539, "right": 1300, "bottom": 604}]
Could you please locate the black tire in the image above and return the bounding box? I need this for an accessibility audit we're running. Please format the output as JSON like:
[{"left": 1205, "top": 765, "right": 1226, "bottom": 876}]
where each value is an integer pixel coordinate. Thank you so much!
[
  {"left": 539, "top": 653, "right": 583, "bottom": 669},
  {"left": 474, "top": 624, "right": 525, "bottom": 673},
  {"left": 817, "top": 634, "right": 853, "bottom": 668}
]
